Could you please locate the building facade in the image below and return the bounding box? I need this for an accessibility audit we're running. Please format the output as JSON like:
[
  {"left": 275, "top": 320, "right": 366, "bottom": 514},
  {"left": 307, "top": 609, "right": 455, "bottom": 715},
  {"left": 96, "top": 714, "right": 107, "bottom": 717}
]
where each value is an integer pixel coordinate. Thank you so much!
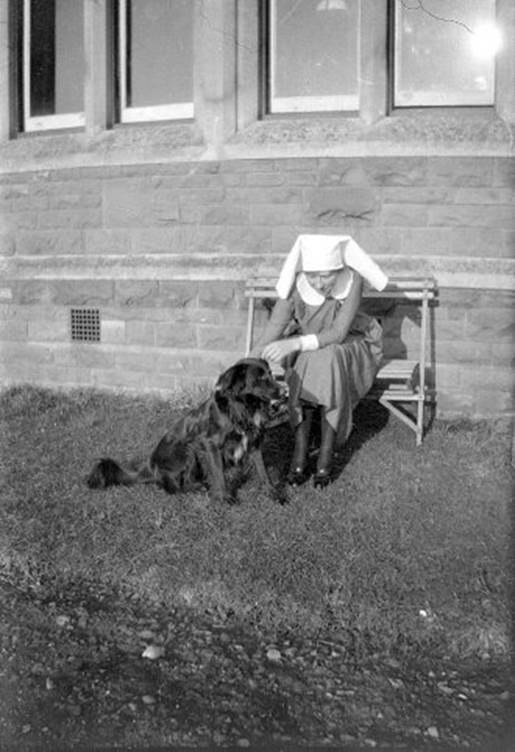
[{"left": 0, "top": 0, "right": 514, "bottom": 417}]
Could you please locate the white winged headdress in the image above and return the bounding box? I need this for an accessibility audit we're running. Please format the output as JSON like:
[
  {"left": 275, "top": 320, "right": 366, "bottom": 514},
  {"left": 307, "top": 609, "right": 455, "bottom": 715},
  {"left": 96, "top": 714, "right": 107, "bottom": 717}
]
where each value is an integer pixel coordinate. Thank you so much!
[{"left": 275, "top": 234, "right": 388, "bottom": 300}]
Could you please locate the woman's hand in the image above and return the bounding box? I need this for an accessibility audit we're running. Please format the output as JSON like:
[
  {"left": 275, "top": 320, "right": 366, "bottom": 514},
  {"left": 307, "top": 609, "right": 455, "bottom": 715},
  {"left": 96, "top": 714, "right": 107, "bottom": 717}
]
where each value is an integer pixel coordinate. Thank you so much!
[{"left": 261, "top": 338, "right": 300, "bottom": 363}]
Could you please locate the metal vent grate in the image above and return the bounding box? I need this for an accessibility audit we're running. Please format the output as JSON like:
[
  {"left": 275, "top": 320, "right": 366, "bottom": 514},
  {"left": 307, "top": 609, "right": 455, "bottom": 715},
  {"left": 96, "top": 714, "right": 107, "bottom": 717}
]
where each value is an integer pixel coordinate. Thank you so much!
[{"left": 71, "top": 308, "right": 101, "bottom": 343}]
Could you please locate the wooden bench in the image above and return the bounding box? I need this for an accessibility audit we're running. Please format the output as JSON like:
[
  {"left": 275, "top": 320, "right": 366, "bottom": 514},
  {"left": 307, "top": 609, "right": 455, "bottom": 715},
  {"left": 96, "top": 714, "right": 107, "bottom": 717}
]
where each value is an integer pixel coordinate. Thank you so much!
[{"left": 244, "top": 275, "right": 438, "bottom": 446}]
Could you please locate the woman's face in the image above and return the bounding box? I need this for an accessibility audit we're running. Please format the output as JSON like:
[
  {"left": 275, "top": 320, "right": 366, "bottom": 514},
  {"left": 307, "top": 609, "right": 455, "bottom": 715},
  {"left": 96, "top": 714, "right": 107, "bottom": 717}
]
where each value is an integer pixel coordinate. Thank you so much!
[{"left": 304, "top": 270, "right": 339, "bottom": 296}]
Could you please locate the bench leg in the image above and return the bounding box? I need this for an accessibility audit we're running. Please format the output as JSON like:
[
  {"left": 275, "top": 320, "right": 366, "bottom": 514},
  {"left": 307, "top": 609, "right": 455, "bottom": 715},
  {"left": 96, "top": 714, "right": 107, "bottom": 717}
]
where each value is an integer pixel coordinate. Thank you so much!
[{"left": 416, "top": 396, "right": 425, "bottom": 446}]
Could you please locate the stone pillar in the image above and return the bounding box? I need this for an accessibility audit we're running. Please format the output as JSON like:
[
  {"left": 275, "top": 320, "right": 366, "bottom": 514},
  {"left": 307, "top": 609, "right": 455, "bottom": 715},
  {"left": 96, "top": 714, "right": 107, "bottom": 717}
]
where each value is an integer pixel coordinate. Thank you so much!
[
  {"left": 236, "top": 0, "right": 260, "bottom": 131},
  {"left": 0, "top": 0, "right": 16, "bottom": 141},
  {"left": 359, "top": 0, "right": 388, "bottom": 125},
  {"left": 496, "top": 0, "right": 515, "bottom": 123},
  {"left": 194, "top": 0, "right": 237, "bottom": 156},
  {"left": 84, "top": 0, "right": 113, "bottom": 135}
]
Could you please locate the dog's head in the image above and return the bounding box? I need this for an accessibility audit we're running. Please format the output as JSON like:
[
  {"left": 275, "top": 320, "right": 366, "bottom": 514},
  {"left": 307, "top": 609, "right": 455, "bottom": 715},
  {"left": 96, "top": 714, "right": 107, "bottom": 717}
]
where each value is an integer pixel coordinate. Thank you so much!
[{"left": 215, "top": 358, "right": 285, "bottom": 406}]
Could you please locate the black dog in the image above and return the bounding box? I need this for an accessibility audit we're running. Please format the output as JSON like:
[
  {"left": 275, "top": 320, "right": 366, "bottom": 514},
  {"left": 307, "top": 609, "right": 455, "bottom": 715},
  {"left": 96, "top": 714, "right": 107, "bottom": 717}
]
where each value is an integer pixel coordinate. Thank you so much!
[{"left": 87, "top": 358, "right": 286, "bottom": 505}]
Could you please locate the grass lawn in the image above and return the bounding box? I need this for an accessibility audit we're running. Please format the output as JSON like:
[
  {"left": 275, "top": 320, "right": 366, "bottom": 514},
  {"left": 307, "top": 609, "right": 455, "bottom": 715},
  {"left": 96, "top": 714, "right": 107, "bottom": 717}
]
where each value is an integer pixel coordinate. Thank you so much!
[{"left": 0, "top": 384, "right": 512, "bottom": 750}]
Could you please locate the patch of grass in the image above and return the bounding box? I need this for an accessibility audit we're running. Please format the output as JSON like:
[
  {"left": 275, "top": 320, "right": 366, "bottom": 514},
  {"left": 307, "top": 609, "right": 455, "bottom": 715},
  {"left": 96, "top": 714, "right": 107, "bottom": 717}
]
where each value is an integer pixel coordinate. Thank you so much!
[{"left": 0, "top": 384, "right": 511, "bottom": 663}]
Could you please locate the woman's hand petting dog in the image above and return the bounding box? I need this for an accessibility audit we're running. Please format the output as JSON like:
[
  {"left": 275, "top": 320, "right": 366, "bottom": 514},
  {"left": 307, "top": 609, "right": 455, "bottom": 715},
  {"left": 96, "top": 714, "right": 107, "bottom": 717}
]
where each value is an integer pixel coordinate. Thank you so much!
[{"left": 87, "top": 358, "right": 287, "bottom": 505}]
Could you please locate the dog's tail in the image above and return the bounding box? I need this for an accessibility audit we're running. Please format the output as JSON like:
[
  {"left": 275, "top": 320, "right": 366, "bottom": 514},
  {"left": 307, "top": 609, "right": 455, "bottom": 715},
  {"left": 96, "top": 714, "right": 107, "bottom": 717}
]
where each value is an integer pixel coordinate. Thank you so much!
[{"left": 87, "top": 457, "right": 155, "bottom": 489}]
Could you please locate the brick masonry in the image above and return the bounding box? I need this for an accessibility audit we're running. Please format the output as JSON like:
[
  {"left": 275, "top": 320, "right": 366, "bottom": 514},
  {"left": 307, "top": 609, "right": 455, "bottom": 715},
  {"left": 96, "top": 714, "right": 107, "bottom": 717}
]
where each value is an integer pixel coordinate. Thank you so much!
[{"left": 0, "top": 155, "right": 514, "bottom": 418}]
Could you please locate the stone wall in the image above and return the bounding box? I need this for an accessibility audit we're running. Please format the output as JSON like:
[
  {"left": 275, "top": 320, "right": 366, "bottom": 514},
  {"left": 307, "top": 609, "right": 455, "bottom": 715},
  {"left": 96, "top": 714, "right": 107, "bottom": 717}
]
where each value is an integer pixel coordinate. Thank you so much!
[{"left": 1, "top": 154, "right": 514, "bottom": 418}]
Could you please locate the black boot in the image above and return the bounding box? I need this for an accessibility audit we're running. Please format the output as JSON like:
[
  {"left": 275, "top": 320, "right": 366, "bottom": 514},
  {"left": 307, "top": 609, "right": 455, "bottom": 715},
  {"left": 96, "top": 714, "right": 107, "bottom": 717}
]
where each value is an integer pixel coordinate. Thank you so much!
[
  {"left": 314, "top": 415, "right": 336, "bottom": 489},
  {"left": 287, "top": 403, "right": 315, "bottom": 486}
]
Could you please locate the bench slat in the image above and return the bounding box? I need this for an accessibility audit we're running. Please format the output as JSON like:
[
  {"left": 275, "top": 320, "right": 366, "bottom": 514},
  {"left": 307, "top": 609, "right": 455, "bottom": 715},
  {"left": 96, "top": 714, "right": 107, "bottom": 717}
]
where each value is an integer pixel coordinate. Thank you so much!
[
  {"left": 245, "top": 276, "right": 437, "bottom": 302},
  {"left": 376, "top": 359, "right": 418, "bottom": 379}
]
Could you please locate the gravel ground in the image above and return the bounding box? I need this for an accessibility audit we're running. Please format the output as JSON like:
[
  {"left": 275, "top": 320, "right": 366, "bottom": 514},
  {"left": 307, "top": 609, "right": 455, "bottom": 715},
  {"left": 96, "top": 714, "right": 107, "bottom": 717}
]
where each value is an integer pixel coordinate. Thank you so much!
[{"left": 0, "top": 573, "right": 511, "bottom": 752}]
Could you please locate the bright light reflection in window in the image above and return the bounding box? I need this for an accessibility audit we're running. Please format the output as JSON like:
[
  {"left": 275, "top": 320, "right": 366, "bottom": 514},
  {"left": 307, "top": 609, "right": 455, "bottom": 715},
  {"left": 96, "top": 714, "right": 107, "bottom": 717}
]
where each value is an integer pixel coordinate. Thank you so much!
[{"left": 470, "top": 23, "right": 502, "bottom": 59}]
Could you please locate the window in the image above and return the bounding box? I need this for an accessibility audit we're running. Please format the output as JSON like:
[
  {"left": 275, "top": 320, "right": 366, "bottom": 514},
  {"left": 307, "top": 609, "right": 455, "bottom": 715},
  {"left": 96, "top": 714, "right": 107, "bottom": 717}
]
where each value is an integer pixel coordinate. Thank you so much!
[
  {"left": 118, "top": 0, "right": 194, "bottom": 123},
  {"left": 393, "top": 0, "right": 498, "bottom": 108},
  {"left": 267, "top": 0, "right": 360, "bottom": 114},
  {"left": 22, "top": 0, "right": 85, "bottom": 131}
]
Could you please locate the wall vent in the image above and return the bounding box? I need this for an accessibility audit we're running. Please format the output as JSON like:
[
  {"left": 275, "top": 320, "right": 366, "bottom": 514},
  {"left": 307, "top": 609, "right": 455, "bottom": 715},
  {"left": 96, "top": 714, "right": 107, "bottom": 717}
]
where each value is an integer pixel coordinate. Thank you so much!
[{"left": 70, "top": 308, "right": 101, "bottom": 343}]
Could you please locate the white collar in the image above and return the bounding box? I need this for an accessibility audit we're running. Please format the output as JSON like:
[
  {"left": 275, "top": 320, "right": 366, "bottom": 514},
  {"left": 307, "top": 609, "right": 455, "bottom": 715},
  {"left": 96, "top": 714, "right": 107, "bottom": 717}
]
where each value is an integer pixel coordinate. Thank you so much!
[{"left": 296, "top": 268, "right": 354, "bottom": 305}]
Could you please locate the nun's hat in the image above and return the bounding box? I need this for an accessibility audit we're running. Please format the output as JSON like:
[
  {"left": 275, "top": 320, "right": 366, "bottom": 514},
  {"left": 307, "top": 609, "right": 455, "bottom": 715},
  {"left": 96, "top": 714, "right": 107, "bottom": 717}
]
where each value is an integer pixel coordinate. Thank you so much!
[{"left": 275, "top": 234, "right": 388, "bottom": 299}]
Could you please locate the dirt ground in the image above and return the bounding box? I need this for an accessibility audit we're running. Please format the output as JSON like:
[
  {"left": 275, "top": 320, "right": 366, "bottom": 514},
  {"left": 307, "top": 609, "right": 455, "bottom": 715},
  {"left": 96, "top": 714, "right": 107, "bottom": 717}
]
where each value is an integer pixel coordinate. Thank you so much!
[{"left": 0, "top": 573, "right": 512, "bottom": 752}]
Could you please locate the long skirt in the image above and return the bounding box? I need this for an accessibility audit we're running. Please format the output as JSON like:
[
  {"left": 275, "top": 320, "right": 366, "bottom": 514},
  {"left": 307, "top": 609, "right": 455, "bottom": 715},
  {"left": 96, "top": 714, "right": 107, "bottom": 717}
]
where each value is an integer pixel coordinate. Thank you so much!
[{"left": 286, "top": 318, "right": 383, "bottom": 446}]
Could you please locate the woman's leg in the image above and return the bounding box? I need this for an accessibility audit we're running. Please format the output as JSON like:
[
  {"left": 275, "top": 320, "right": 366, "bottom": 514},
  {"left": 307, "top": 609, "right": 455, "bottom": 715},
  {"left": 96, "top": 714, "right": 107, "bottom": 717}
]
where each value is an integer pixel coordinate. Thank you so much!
[
  {"left": 314, "top": 410, "right": 337, "bottom": 489},
  {"left": 287, "top": 400, "right": 316, "bottom": 485}
]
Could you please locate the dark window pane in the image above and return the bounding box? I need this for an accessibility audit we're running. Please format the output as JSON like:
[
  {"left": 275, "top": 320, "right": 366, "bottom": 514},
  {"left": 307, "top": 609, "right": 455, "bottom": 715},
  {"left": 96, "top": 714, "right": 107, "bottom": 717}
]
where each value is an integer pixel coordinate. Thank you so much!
[
  {"left": 29, "top": 0, "right": 84, "bottom": 118},
  {"left": 30, "top": 0, "right": 55, "bottom": 116}
]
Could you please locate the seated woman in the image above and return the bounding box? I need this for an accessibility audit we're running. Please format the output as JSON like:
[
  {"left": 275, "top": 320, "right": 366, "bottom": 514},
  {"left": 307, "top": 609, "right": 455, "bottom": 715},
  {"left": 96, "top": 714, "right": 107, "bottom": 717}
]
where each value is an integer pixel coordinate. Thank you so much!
[{"left": 252, "top": 234, "right": 388, "bottom": 489}]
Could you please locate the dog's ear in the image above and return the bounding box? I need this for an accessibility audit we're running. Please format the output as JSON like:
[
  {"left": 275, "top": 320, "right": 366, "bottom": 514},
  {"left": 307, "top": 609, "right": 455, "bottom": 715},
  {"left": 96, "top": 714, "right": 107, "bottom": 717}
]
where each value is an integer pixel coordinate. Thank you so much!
[{"left": 215, "top": 363, "right": 246, "bottom": 395}]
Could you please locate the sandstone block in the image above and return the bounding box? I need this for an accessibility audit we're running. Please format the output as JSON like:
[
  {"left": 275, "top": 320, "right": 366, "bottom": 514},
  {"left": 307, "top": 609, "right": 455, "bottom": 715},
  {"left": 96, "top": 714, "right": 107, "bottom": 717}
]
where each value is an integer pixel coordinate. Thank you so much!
[
  {"left": 16, "top": 230, "right": 84, "bottom": 256},
  {"left": 429, "top": 204, "right": 515, "bottom": 229},
  {"left": 0, "top": 319, "right": 27, "bottom": 340},
  {"left": 115, "top": 280, "right": 159, "bottom": 307},
  {"left": 222, "top": 159, "right": 275, "bottom": 173},
  {"left": 83, "top": 229, "right": 131, "bottom": 255},
  {"left": 453, "top": 187, "right": 513, "bottom": 205},
  {"left": 114, "top": 348, "right": 157, "bottom": 371},
  {"left": 285, "top": 170, "right": 318, "bottom": 186},
  {"left": 399, "top": 228, "right": 450, "bottom": 255},
  {"left": 38, "top": 209, "right": 101, "bottom": 230},
  {"left": 40, "top": 365, "right": 95, "bottom": 387},
  {"left": 126, "top": 321, "right": 156, "bottom": 345},
  {"left": 103, "top": 179, "right": 180, "bottom": 227},
  {"left": 93, "top": 368, "right": 147, "bottom": 390},
  {"left": 158, "top": 281, "right": 199, "bottom": 307},
  {"left": 180, "top": 204, "right": 249, "bottom": 225},
  {"left": 130, "top": 227, "right": 198, "bottom": 254},
  {"left": 381, "top": 204, "right": 428, "bottom": 227},
  {"left": 1, "top": 341, "right": 54, "bottom": 364},
  {"left": 53, "top": 344, "right": 115, "bottom": 368},
  {"left": 464, "top": 315, "right": 514, "bottom": 343},
  {"left": 308, "top": 187, "right": 378, "bottom": 222},
  {"left": 427, "top": 157, "right": 494, "bottom": 187},
  {"left": 0, "top": 233, "right": 15, "bottom": 256},
  {"left": 2, "top": 212, "right": 38, "bottom": 231},
  {"left": 155, "top": 323, "right": 197, "bottom": 347},
  {"left": 435, "top": 339, "right": 492, "bottom": 365},
  {"left": 54, "top": 280, "right": 114, "bottom": 305},
  {"left": 178, "top": 188, "right": 226, "bottom": 205},
  {"left": 245, "top": 172, "right": 284, "bottom": 187},
  {"left": 226, "top": 186, "right": 304, "bottom": 204},
  {"left": 13, "top": 281, "right": 53, "bottom": 305},
  {"left": 364, "top": 157, "right": 428, "bottom": 187},
  {"left": 102, "top": 320, "right": 126, "bottom": 344},
  {"left": 318, "top": 157, "right": 366, "bottom": 186},
  {"left": 197, "top": 325, "right": 246, "bottom": 351},
  {"left": 28, "top": 319, "right": 69, "bottom": 342},
  {"left": 250, "top": 203, "right": 304, "bottom": 225},
  {"left": 381, "top": 187, "right": 453, "bottom": 204},
  {"left": 197, "top": 281, "right": 237, "bottom": 308},
  {"left": 493, "top": 158, "right": 515, "bottom": 188}
]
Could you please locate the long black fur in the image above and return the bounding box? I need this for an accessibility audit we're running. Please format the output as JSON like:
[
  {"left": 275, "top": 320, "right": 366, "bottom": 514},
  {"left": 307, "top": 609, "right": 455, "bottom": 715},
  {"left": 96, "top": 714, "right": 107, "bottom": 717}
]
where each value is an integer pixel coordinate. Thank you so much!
[{"left": 87, "top": 358, "right": 286, "bottom": 505}]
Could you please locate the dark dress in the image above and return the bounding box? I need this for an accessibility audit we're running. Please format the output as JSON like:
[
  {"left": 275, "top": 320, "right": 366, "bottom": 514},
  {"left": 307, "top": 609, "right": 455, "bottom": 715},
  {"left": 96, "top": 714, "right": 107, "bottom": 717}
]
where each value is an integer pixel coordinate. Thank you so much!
[{"left": 257, "top": 277, "right": 383, "bottom": 446}]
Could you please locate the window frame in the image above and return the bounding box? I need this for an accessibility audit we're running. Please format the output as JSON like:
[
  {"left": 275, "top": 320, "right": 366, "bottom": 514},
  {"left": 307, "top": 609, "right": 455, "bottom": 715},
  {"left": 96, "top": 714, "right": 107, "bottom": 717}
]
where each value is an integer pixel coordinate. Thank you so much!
[
  {"left": 117, "top": 0, "right": 194, "bottom": 125},
  {"left": 22, "top": 0, "right": 85, "bottom": 133}
]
